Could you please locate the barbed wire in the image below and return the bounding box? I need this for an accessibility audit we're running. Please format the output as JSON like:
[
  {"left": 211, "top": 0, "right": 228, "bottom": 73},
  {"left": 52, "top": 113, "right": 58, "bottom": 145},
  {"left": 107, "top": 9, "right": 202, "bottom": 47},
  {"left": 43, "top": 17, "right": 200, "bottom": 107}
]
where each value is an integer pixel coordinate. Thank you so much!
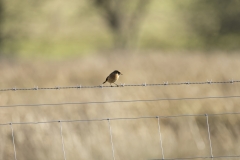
[
  {"left": 2, "top": 112, "right": 240, "bottom": 160},
  {"left": 1, "top": 79, "right": 240, "bottom": 159},
  {"left": 0, "top": 80, "right": 239, "bottom": 92},
  {"left": 0, "top": 95, "right": 239, "bottom": 108}
]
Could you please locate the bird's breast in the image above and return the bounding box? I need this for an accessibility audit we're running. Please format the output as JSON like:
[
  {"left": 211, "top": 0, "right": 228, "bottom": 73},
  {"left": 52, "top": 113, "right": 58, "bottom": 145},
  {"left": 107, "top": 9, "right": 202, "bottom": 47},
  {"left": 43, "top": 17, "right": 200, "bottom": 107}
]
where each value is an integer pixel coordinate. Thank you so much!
[{"left": 107, "top": 74, "right": 119, "bottom": 83}]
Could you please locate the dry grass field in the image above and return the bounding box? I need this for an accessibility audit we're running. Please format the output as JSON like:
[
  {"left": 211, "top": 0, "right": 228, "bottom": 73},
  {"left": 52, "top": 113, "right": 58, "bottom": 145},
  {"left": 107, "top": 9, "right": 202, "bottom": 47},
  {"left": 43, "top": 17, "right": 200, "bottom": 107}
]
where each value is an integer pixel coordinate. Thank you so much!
[{"left": 0, "top": 52, "right": 240, "bottom": 160}]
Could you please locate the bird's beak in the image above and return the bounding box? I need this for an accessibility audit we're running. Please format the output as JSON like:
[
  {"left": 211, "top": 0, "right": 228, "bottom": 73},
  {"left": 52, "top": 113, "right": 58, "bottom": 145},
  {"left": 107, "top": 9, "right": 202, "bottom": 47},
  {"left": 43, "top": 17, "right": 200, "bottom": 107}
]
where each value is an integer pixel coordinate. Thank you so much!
[{"left": 121, "top": 73, "right": 123, "bottom": 75}]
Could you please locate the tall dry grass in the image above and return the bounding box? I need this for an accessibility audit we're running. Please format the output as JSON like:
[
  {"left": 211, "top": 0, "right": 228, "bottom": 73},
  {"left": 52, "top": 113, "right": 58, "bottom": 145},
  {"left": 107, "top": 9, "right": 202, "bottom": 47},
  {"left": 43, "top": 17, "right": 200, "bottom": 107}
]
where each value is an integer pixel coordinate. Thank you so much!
[{"left": 0, "top": 52, "right": 240, "bottom": 160}]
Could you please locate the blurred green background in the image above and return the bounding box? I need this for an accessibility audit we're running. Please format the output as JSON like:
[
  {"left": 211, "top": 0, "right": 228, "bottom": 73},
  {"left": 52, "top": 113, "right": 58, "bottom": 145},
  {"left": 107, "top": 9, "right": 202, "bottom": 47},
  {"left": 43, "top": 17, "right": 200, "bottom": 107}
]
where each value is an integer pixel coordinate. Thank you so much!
[{"left": 0, "top": 0, "right": 240, "bottom": 58}]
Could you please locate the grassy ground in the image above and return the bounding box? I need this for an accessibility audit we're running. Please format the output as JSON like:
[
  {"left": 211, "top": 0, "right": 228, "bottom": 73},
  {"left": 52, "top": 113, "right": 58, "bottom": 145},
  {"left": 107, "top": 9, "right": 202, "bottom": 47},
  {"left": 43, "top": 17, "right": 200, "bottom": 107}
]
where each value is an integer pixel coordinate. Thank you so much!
[{"left": 0, "top": 51, "right": 240, "bottom": 159}]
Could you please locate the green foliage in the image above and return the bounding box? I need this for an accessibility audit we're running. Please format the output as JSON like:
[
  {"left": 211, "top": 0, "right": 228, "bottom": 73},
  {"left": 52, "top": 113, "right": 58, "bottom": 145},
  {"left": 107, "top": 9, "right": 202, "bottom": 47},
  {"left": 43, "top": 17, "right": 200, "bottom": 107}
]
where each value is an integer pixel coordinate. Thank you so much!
[
  {"left": 0, "top": 0, "right": 3, "bottom": 47},
  {"left": 179, "top": 0, "right": 240, "bottom": 49},
  {"left": 0, "top": 0, "right": 240, "bottom": 57}
]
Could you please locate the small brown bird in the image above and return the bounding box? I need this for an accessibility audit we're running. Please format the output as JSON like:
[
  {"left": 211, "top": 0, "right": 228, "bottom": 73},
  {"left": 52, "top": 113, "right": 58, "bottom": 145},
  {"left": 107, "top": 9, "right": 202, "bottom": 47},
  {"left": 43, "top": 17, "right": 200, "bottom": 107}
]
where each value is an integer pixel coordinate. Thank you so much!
[{"left": 103, "top": 70, "right": 123, "bottom": 87}]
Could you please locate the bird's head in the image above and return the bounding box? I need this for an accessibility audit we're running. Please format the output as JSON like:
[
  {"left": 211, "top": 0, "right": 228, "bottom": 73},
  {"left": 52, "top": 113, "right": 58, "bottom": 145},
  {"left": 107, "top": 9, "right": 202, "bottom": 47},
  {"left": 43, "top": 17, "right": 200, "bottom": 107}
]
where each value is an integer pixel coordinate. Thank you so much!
[{"left": 114, "top": 70, "right": 123, "bottom": 75}]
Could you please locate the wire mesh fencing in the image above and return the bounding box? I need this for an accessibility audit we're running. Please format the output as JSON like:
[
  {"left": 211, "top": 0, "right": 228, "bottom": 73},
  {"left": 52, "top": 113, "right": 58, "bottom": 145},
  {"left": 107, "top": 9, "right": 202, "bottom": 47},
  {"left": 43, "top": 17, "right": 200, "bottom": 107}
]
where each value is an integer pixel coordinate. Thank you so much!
[
  {"left": 1, "top": 112, "right": 240, "bottom": 160},
  {"left": 1, "top": 80, "right": 240, "bottom": 159}
]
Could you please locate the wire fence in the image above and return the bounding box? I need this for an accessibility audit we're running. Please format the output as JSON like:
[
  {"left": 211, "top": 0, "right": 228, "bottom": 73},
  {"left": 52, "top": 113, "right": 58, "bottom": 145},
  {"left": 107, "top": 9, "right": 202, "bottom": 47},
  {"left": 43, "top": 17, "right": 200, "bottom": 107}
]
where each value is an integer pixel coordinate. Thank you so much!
[
  {"left": 1, "top": 80, "right": 240, "bottom": 159},
  {"left": 0, "top": 80, "right": 239, "bottom": 91},
  {"left": 2, "top": 112, "right": 240, "bottom": 160},
  {"left": 0, "top": 95, "right": 240, "bottom": 108}
]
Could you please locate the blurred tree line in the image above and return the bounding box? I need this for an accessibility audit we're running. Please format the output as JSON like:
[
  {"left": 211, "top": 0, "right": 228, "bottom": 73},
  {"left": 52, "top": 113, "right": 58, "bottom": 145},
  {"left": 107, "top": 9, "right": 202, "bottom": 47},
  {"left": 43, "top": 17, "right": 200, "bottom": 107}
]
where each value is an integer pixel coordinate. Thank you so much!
[
  {"left": 0, "top": 0, "right": 239, "bottom": 56},
  {"left": 179, "top": 0, "right": 240, "bottom": 50}
]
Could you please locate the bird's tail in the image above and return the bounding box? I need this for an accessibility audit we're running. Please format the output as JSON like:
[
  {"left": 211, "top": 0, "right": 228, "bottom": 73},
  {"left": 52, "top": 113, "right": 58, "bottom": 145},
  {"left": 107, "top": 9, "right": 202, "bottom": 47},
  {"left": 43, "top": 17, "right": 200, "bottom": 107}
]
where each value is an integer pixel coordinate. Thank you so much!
[{"left": 103, "top": 77, "right": 108, "bottom": 84}]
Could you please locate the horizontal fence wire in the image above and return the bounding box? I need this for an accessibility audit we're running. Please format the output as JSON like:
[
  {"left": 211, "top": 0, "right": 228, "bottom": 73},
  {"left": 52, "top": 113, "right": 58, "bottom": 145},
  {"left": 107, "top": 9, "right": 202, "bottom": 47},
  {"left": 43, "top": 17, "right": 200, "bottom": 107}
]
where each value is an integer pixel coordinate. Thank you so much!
[
  {"left": 0, "top": 80, "right": 239, "bottom": 91},
  {"left": 1, "top": 112, "right": 240, "bottom": 126},
  {"left": 150, "top": 155, "right": 240, "bottom": 160},
  {"left": 0, "top": 95, "right": 240, "bottom": 108}
]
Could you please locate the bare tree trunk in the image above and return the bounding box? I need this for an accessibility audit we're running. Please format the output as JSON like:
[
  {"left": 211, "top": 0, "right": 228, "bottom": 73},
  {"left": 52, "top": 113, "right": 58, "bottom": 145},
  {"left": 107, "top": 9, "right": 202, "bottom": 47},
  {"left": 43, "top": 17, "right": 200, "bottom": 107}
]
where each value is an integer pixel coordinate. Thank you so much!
[
  {"left": 126, "top": 0, "right": 149, "bottom": 48},
  {"left": 93, "top": 0, "right": 150, "bottom": 49}
]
